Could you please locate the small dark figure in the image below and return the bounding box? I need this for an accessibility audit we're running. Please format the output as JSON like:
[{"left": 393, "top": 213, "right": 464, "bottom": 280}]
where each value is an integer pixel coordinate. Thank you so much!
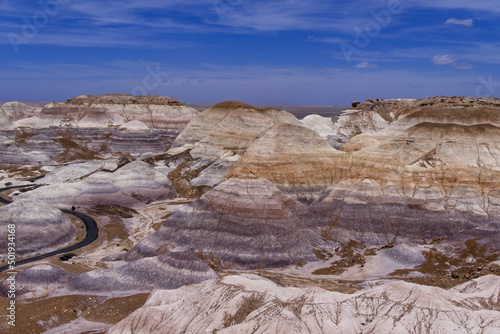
[
  {"left": 60, "top": 253, "right": 76, "bottom": 261},
  {"left": 71, "top": 205, "right": 75, "bottom": 213}
]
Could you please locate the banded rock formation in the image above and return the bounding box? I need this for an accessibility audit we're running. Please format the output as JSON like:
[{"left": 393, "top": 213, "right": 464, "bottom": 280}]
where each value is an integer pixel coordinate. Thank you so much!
[
  {"left": 139, "top": 98, "right": 500, "bottom": 268},
  {"left": 334, "top": 98, "right": 500, "bottom": 218},
  {"left": 0, "top": 131, "right": 65, "bottom": 164},
  {"left": 0, "top": 200, "right": 76, "bottom": 261},
  {"left": 174, "top": 101, "right": 300, "bottom": 147},
  {"left": 150, "top": 101, "right": 303, "bottom": 196},
  {"left": 227, "top": 122, "right": 341, "bottom": 200},
  {"left": 0, "top": 126, "right": 179, "bottom": 164},
  {"left": 0, "top": 264, "right": 71, "bottom": 300},
  {"left": 108, "top": 274, "right": 500, "bottom": 334},
  {"left": 1, "top": 101, "right": 39, "bottom": 122},
  {"left": 18, "top": 160, "right": 175, "bottom": 209},
  {"left": 295, "top": 97, "right": 500, "bottom": 246},
  {"left": 12, "top": 94, "right": 198, "bottom": 130},
  {"left": 0, "top": 94, "right": 195, "bottom": 164},
  {"left": 125, "top": 177, "right": 331, "bottom": 268},
  {"left": 68, "top": 251, "right": 218, "bottom": 293},
  {"left": 0, "top": 251, "right": 218, "bottom": 300}
]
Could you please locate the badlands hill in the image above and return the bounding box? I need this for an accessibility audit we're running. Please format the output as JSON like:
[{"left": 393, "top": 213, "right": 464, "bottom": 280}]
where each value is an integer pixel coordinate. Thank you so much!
[
  {"left": 16, "top": 159, "right": 175, "bottom": 209},
  {"left": 132, "top": 96, "right": 500, "bottom": 259},
  {"left": 0, "top": 251, "right": 218, "bottom": 300},
  {"left": 0, "top": 200, "right": 76, "bottom": 261},
  {"left": 1, "top": 95, "right": 500, "bottom": 333},
  {"left": 146, "top": 101, "right": 302, "bottom": 197},
  {"left": 125, "top": 177, "right": 331, "bottom": 268},
  {"left": 12, "top": 93, "right": 198, "bottom": 130},
  {"left": 108, "top": 274, "right": 500, "bottom": 334},
  {"left": 0, "top": 107, "right": 13, "bottom": 130},
  {"left": 227, "top": 122, "right": 341, "bottom": 199},
  {"left": 0, "top": 94, "right": 198, "bottom": 164},
  {"left": 0, "top": 101, "right": 38, "bottom": 123}
]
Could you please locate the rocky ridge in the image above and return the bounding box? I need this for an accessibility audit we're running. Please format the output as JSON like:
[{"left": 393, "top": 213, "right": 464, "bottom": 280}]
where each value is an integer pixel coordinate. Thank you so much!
[
  {"left": 147, "top": 101, "right": 302, "bottom": 197},
  {"left": 120, "top": 97, "right": 500, "bottom": 271},
  {"left": 227, "top": 122, "right": 341, "bottom": 200},
  {"left": 1, "top": 101, "right": 39, "bottom": 123},
  {"left": 108, "top": 274, "right": 500, "bottom": 334},
  {"left": 0, "top": 94, "right": 196, "bottom": 164},
  {"left": 31, "top": 94, "right": 198, "bottom": 130},
  {"left": 1, "top": 96, "right": 500, "bottom": 334}
]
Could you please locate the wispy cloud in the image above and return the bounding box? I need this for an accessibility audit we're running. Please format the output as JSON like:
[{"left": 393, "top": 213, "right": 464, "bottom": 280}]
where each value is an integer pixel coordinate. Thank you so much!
[
  {"left": 307, "top": 36, "right": 345, "bottom": 44},
  {"left": 445, "top": 18, "right": 474, "bottom": 27},
  {"left": 431, "top": 54, "right": 458, "bottom": 66},
  {"left": 456, "top": 63, "right": 473, "bottom": 70},
  {"left": 0, "top": 0, "right": 497, "bottom": 103},
  {"left": 0, "top": 61, "right": 482, "bottom": 104},
  {"left": 356, "top": 62, "right": 378, "bottom": 69},
  {"left": 412, "top": 0, "right": 500, "bottom": 14},
  {"left": 430, "top": 54, "right": 473, "bottom": 70}
]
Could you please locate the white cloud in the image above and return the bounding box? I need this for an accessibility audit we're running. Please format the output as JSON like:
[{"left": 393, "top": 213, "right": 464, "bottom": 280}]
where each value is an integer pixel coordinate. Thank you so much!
[
  {"left": 431, "top": 55, "right": 473, "bottom": 70},
  {"left": 309, "top": 36, "right": 345, "bottom": 44},
  {"left": 356, "top": 62, "right": 378, "bottom": 69},
  {"left": 445, "top": 18, "right": 474, "bottom": 27},
  {"left": 413, "top": 1, "right": 500, "bottom": 13},
  {"left": 431, "top": 54, "right": 458, "bottom": 66},
  {"left": 456, "top": 63, "right": 473, "bottom": 70},
  {"left": 0, "top": 62, "right": 482, "bottom": 105}
]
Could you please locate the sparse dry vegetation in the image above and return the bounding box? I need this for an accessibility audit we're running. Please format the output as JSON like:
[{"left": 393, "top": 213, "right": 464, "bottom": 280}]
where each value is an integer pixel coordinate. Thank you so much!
[
  {"left": 223, "top": 293, "right": 265, "bottom": 328},
  {"left": 390, "top": 238, "right": 500, "bottom": 288},
  {"left": 196, "top": 250, "right": 232, "bottom": 270},
  {"left": 313, "top": 240, "right": 368, "bottom": 275}
]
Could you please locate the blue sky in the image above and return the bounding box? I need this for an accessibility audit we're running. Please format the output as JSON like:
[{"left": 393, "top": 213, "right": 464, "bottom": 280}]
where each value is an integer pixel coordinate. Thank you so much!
[{"left": 1, "top": 0, "right": 500, "bottom": 105}]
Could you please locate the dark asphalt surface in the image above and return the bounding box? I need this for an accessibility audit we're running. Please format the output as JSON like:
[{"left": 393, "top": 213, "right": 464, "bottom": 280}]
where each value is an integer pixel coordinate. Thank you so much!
[{"left": 0, "top": 179, "right": 99, "bottom": 272}]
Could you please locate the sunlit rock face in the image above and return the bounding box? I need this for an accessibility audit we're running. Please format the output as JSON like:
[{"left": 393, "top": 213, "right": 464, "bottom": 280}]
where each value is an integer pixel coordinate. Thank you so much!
[
  {"left": 334, "top": 97, "right": 500, "bottom": 218},
  {"left": 0, "top": 200, "right": 76, "bottom": 261},
  {"left": 227, "top": 122, "right": 341, "bottom": 201},
  {"left": 11, "top": 94, "right": 198, "bottom": 130},
  {"left": 108, "top": 274, "right": 500, "bottom": 334},
  {"left": 174, "top": 101, "right": 300, "bottom": 147},
  {"left": 119, "top": 120, "right": 150, "bottom": 132},
  {"left": 0, "top": 107, "right": 13, "bottom": 130},
  {"left": 333, "top": 108, "right": 391, "bottom": 138},
  {"left": 291, "top": 97, "right": 500, "bottom": 245},
  {"left": 1, "top": 101, "right": 39, "bottom": 122},
  {"left": 0, "top": 94, "right": 193, "bottom": 164},
  {"left": 300, "top": 114, "right": 337, "bottom": 138},
  {"left": 142, "top": 98, "right": 500, "bottom": 255},
  {"left": 153, "top": 101, "right": 303, "bottom": 196},
  {"left": 125, "top": 178, "right": 331, "bottom": 268}
]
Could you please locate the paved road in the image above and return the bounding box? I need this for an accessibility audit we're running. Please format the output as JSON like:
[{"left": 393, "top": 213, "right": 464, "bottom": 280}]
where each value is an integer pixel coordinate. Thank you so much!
[{"left": 0, "top": 180, "right": 99, "bottom": 272}]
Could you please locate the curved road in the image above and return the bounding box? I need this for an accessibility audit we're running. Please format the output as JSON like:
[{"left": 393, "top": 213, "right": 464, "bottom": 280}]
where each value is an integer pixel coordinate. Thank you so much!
[{"left": 0, "top": 179, "right": 98, "bottom": 272}]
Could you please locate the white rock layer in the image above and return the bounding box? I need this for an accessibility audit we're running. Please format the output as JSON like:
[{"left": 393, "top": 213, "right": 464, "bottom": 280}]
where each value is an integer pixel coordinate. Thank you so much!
[{"left": 108, "top": 274, "right": 500, "bottom": 334}]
